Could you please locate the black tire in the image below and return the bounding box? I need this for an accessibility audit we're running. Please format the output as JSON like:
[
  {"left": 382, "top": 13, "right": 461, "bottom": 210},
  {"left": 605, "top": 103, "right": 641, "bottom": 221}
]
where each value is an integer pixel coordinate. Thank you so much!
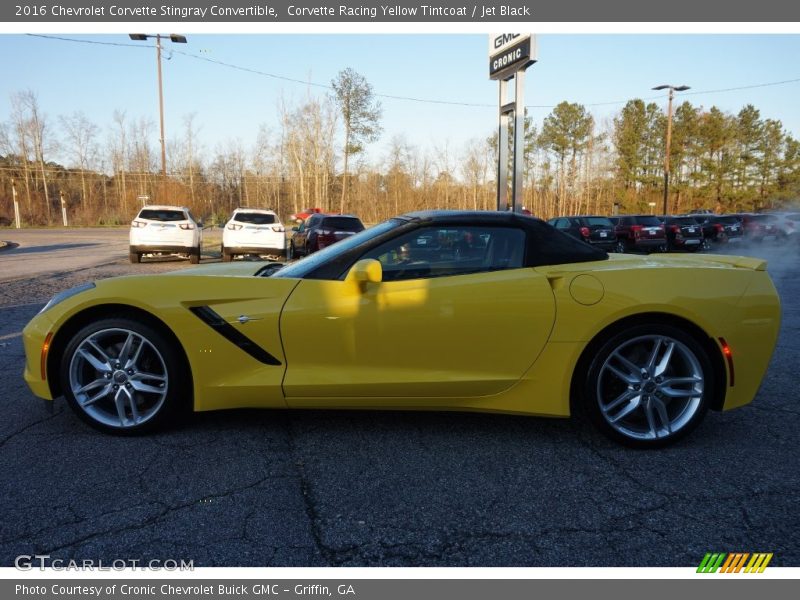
[
  {"left": 613, "top": 240, "right": 627, "bottom": 254},
  {"left": 582, "top": 323, "right": 712, "bottom": 448},
  {"left": 60, "top": 316, "right": 190, "bottom": 435},
  {"left": 129, "top": 251, "right": 141, "bottom": 264},
  {"left": 287, "top": 242, "right": 296, "bottom": 260},
  {"left": 189, "top": 248, "right": 201, "bottom": 264},
  {"left": 222, "top": 250, "right": 233, "bottom": 262}
]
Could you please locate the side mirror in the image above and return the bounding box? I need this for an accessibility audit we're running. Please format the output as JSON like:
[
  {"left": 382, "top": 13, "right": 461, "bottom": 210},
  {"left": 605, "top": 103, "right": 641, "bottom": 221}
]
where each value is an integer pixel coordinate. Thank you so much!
[{"left": 348, "top": 259, "right": 382, "bottom": 286}]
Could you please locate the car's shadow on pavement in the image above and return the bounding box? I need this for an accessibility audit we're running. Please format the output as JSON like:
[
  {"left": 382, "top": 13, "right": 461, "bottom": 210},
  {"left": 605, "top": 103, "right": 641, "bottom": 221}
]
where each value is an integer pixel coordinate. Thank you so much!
[{"left": 5, "top": 242, "right": 101, "bottom": 255}]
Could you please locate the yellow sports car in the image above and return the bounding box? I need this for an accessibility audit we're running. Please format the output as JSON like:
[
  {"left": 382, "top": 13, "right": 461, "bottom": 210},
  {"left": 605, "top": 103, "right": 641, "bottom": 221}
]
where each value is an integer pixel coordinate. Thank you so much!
[{"left": 22, "top": 211, "right": 781, "bottom": 447}]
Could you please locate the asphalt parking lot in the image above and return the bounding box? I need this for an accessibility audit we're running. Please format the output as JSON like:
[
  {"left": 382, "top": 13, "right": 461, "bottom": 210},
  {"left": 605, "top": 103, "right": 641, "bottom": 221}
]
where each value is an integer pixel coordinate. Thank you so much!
[{"left": 0, "top": 229, "right": 798, "bottom": 567}]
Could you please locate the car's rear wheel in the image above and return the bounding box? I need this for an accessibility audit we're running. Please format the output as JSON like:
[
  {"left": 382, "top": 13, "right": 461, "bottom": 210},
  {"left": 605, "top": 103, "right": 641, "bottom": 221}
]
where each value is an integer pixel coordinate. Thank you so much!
[
  {"left": 613, "top": 240, "right": 627, "bottom": 254},
  {"left": 583, "top": 324, "right": 712, "bottom": 448},
  {"left": 222, "top": 246, "right": 233, "bottom": 262},
  {"left": 129, "top": 251, "right": 141, "bottom": 264},
  {"left": 189, "top": 248, "right": 201, "bottom": 264},
  {"left": 60, "top": 318, "right": 188, "bottom": 434}
]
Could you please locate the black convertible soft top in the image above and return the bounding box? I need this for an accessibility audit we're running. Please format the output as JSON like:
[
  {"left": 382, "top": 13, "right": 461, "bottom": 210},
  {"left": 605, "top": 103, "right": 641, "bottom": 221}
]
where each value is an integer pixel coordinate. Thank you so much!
[
  {"left": 278, "top": 210, "right": 608, "bottom": 280},
  {"left": 402, "top": 210, "right": 609, "bottom": 266}
]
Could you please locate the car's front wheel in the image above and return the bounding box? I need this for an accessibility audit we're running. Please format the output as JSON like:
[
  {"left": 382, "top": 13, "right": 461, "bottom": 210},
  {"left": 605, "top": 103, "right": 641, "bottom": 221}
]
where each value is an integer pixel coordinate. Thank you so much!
[
  {"left": 60, "top": 317, "right": 188, "bottom": 434},
  {"left": 583, "top": 324, "right": 712, "bottom": 448}
]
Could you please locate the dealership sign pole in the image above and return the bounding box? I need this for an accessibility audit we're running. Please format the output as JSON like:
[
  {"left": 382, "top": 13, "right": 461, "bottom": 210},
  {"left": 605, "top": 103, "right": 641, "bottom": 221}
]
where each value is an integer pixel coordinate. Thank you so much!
[{"left": 490, "top": 33, "right": 537, "bottom": 213}]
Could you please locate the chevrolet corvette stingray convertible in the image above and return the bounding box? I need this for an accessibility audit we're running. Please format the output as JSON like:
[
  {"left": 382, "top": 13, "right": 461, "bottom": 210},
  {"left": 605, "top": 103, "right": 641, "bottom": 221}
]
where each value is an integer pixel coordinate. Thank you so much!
[{"left": 23, "top": 211, "right": 780, "bottom": 447}]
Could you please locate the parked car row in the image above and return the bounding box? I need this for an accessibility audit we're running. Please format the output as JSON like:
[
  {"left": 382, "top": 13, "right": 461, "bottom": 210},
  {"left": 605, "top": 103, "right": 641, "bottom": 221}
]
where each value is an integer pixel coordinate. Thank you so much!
[
  {"left": 129, "top": 204, "right": 796, "bottom": 265},
  {"left": 548, "top": 210, "right": 797, "bottom": 254},
  {"left": 129, "top": 205, "right": 366, "bottom": 264}
]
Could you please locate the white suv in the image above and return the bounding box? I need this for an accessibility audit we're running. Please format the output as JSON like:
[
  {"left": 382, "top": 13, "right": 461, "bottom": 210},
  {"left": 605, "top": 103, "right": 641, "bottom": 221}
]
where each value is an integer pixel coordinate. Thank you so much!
[
  {"left": 221, "top": 208, "right": 286, "bottom": 262},
  {"left": 129, "top": 205, "right": 203, "bottom": 264}
]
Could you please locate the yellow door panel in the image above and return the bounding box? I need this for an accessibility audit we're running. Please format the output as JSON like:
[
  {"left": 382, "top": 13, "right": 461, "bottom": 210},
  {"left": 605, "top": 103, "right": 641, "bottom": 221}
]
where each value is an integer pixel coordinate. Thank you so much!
[{"left": 280, "top": 268, "right": 556, "bottom": 399}]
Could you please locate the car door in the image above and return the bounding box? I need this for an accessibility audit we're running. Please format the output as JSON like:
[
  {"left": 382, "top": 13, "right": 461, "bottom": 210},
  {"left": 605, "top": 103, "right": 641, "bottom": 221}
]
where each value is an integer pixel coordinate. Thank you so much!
[{"left": 279, "top": 225, "right": 557, "bottom": 402}]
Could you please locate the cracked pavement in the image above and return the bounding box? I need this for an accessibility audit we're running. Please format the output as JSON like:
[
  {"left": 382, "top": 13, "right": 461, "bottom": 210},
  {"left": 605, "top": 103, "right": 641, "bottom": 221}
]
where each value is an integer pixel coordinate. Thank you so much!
[{"left": 0, "top": 230, "right": 798, "bottom": 566}]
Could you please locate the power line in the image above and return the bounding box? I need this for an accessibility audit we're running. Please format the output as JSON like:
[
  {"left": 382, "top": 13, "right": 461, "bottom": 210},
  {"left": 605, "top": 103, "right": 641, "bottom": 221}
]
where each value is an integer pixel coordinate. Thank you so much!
[
  {"left": 22, "top": 33, "right": 800, "bottom": 110},
  {"left": 26, "top": 33, "right": 152, "bottom": 49}
]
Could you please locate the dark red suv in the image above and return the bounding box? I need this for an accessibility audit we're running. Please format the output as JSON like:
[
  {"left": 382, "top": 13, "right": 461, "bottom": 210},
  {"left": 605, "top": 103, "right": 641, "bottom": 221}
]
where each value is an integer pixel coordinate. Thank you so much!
[
  {"left": 613, "top": 215, "right": 667, "bottom": 253},
  {"left": 288, "top": 214, "right": 365, "bottom": 258},
  {"left": 729, "top": 213, "right": 781, "bottom": 243}
]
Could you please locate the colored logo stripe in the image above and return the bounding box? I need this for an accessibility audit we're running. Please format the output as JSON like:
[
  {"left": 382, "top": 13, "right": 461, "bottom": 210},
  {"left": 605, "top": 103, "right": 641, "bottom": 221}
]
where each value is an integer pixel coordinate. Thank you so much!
[
  {"left": 744, "top": 553, "right": 773, "bottom": 573},
  {"left": 697, "top": 553, "right": 726, "bottom": 573},
  {"left": 697, "top": 552, "right": 773, "bottom": 573}
]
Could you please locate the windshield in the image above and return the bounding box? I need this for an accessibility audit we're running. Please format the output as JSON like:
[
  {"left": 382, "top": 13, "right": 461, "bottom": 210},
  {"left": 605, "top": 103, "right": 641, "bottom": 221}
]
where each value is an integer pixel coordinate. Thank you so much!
[
  {"left": 667, "top": 217, "right": 698, "bottom": 225},
  {"left": 585, "top": 217, "right": 613, "bottom": 227},
  {"left": 275, "top": 218, "right": 405, "bottom": 279},
  {"left": 138, "top": 209, "right": 186, "bottom": 222},
  {"left": 321, "top": 216, "right": 364, "bottom": 231},
  {"left": 233, "top": 212, "right": 277, "bottom": 225}
]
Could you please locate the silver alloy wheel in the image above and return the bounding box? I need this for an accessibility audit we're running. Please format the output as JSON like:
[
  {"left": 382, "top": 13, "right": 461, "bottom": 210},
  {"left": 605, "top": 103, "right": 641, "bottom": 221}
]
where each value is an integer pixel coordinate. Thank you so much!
[
  {"left": 596, "top": 334, "right": 704, "bottom": 441},
  {"left": 68, "top": 328, "right": 169, "bottom": 429}
]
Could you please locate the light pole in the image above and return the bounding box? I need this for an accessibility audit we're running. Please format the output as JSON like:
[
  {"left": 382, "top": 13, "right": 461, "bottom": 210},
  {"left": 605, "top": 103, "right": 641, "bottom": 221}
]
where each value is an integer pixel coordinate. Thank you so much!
[
  {"left": 652, "top": 84, "right": 690, "bottom": 215},
  {"left": 129, "top": 34, "right": 187, "bottom": 178}
]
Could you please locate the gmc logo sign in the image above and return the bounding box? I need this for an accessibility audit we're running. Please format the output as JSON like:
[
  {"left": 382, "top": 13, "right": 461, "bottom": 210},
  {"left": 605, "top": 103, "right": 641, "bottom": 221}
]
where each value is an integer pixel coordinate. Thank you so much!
[{"left": 493, "top": 33, "right": 520, "bottom": 49}]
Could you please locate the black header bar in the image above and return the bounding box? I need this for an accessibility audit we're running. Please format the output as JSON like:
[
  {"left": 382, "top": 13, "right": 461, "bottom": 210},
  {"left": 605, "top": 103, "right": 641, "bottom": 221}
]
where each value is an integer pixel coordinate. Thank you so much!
[{"left": 5, "top": 1, "right": 800, "bottom": 22}]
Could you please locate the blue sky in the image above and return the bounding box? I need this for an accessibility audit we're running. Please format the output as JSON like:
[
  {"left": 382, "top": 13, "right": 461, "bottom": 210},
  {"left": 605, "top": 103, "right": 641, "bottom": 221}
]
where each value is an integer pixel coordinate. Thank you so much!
[{"left": 1, "top": 33, "right": 799, "bottom": 166}]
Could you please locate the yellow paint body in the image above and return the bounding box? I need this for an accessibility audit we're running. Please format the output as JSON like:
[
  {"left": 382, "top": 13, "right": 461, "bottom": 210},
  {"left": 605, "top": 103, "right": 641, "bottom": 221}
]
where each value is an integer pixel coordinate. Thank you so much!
[{"left": 23, "top": 252, "right": 780, "bottom": 418}]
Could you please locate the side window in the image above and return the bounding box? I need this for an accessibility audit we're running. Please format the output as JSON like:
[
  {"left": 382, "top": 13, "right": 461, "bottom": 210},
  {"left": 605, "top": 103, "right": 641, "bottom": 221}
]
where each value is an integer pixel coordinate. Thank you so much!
[
  {"left": 360, "top": 226, "right": 526, "bottom": 282},
  {"left": 554, "top": 218, "right": 569, "bottom": 229}
]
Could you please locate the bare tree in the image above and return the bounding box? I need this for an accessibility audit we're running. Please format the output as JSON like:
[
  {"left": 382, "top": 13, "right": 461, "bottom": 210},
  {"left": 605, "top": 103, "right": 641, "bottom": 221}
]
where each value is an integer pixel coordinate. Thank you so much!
[
  {"left": 16, "top": 91, "right": 53, "bottom": 221},
  {"left": 109, "top": 110, "right": 129, "bottom": 215},
  {"left": 60, "top": 111, "right": 99, "bottom": 209}
]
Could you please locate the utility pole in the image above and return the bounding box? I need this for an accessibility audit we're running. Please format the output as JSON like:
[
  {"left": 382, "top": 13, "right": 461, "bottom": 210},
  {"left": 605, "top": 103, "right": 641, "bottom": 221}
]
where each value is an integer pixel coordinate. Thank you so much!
[
  {"left": 129, "top": 33, "right": 187, "bottom": 179},
  {"left": 652, "top": 84, "right": 690, "bottom": 215},
  {"left": 156, "top": 34, "right": 166, "bottom": 178}
]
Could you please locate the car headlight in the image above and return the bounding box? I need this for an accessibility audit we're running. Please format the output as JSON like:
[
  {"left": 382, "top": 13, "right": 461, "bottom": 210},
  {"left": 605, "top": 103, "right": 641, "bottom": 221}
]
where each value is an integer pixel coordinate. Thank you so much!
[{"left": 39, "top": 282, "right": 96, "bottom": 315}]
